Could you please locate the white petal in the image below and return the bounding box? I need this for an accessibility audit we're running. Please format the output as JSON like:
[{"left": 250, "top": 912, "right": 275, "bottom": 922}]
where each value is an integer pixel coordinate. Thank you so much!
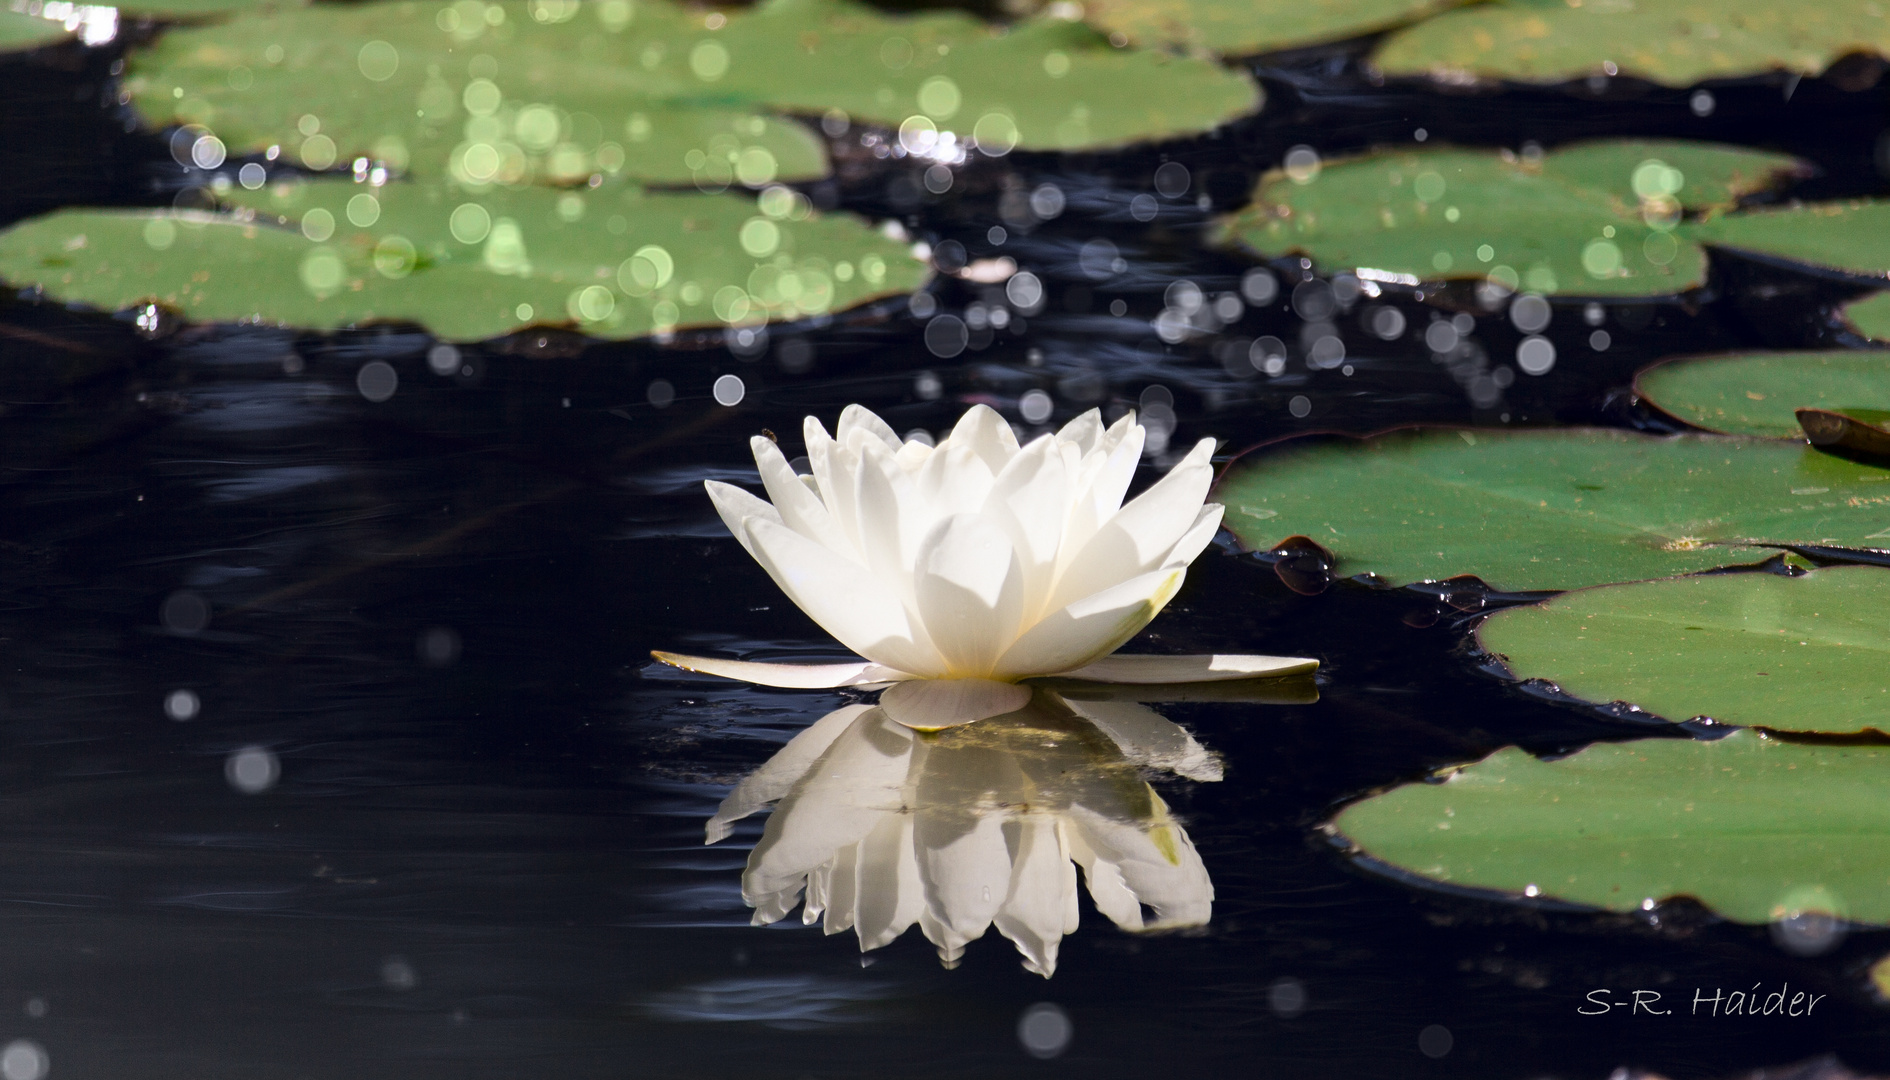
[
  {"left": 704, "top": 480, "right": 780, "bottom": 559},
  {"left": 993, "top": 815, "right": 1079, "bottom": 977},
  {"left": 1058, "top": 697, "right": 1222, "bottom": 782},
  {"left": 1054, "top": 408, "right": 1104, "bottom": 455},
  {"left": 1066, "top": 796, "right": 1212, "bottom": 930},
  {"left": 1059, "top": 420, "right": 1146, "bottom": 564},
  {"left": 916, "top": 440, "right": 996, "bottom": 524},
  {"left": 853, "top": 437, "right": 924, "bottom": 590},
  {"left": 854, "top": 808, "right": 927, "bottom": 950},
  {"left": 945, "top": 403, "right": 1020, "bottom": 475},
  {"left": 993, "top": 568, "right": 1185, "bottom": 680},
  {"left": 894, "top": 438, "right": 933, "bottom": 471},
  {"left": 1046, "top": 438, "right": 1213, "bottom": 613},
  {"left": 653, "top": 651, "right": 913, "bottom": 690},
  {"left": 912, "top": 514, "right": 1025, "bottom": 675},
  {"left": 742, "top": 710, "right": 916, "bottom": 911},
  {"left": 804, "top": 416, "right": 864, "bottom": 555},
  {"left": 1054, "top": 652, "right": 1320, "bottom": 684},
  {"left": 751, "top": 435, "right": 854, "bottom": 558},
  {"left": 1062, "top": 821, "right": 1143, "bottom": 929},
  {"left": 913, "top": 748, "right": 1021, "bottom": 958},
  {"left": 743, "top": 518, "right": 945, "bottom": 676},
  {"left": 836, "top": 403, "right": 902, "bottom": 454},
  {"left": 879, "top": 678, "right": 1032, "bottom": 730},
  {"left": 1161, "top": 503, "right": 1224, "bottom": 570},
  {"left": 980, "top": 435, "right": 1070, "bottom": 615},
  {"left": 707, "top": 704, "right": 878, "bottom": 843}
]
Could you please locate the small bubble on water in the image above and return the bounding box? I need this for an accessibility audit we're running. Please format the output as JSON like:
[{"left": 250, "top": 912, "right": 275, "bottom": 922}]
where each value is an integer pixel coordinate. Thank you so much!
[
  {"left": 1690, "top": 89, "right": 1716, "bottom": 116},
  {"left": 1017, "top": 1002, "right": 1071, "bottom": 1059},
  {"left": 1509, "top": 293, "right": 1551, "bottom": 334},
  {"left": 1289, "top": 395, "right": 1312, "bottom": 419},
  {"left": 381, "top": 956, "right": 418, "bottom": 990},
  {"left": 161, "top": 590, "right": 210, "bottom": 635},
  {"left": 1268, "top": 977, "right": 1306, "bottom": 1018},
  {"left": 164, "top": 689, "right": 200, "bottom": 722},
  {"left": 1241, "top": 267, "right": 1279, "bottom": 305},
  {"left": 909, "top": 291, "right": 939, "bottom": 319},
  {"left": 924, "top": 314, "right": 969, "bottom": 359},
  {"left": 1516, "top": 336, "right": 1556, "bottom": 375},
  {"left": 417, "top": 626, "right": 460, "bottom": 666},
  {"left": 1019, "top": 389, "right": 1053, "bottom": 424},
  {"left": 356, "top": 360, "right": 399, "bottom": 402},
  {"left": 1589, "top": 329, "right": 1611, "bottom": 352},
  {"left": 1129, "top": 193, "right": 1158, "bottom": 221},
  {"left": 226, "top": 746, "right": 279, "bottom": 795},
  {"left": 646, "top": 379, "right": 676, "bottom": 409},
  {"left": 0, "top": 1040, "right": 46, "bottom": 1080},
  {"left": 914, "top": 370, "right": 943, "bottom": 400},
  {"left": 1283, "top": 145, "right": 1321, "bottom": 184},
  {"left": 1153, "top": 161, "right": 1190, "bottom": 198},
  {"left": 237, "top": 162, "right": 266, "bottom": 190},
  {"left": 1771, "top": 911, "right": 1847, "bottom": 956},
  {"left": 712, "top": 374, "right": 746, "bottom": 407},
  {"left": 426, "top": 344, "right": 461, "bottom": 375},
  {"left": 21, "top": 1000, "right": 44, "bottom": 1020},
  {"left": 1418, "top": 1024, "right": 1453, "bottom": 1059}
]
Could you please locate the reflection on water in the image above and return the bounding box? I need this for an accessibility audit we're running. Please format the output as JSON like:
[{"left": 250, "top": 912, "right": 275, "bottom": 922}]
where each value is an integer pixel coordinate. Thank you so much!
[{"left": 707, "top": 688, "right": 1219, "bottom": 976}]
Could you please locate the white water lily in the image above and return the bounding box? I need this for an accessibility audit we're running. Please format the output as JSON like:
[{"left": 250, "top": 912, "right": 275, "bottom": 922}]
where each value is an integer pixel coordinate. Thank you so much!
[
  {"left": 655, "top": 403, "right": 1316, "bottom": 726},
  {"left": 706, "top": 688, "right": 1218, "bottom": 977}
]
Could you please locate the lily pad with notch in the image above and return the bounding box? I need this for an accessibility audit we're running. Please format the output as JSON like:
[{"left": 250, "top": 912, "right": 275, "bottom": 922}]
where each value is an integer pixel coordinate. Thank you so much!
[
  {"left": 1371, "top": 0, "right": 1890, "bottom": 88},
  {"left": 1634, "top": 350, "right": 1890, "bottom": 438},
  {"left": 0, "top": 179, "right": 924, "bottom": 340},
  {"left": 1216, "top": 427, "right": 1890, "bottom": 591},
  {"left": 1334, "top": 729, "right": 1890, "bottom": 925},
  {"left": 1218, "top": 141, "right": 1803, "bottom": 297},
  {"left": 1478, "top": 565, "right": 1890, "bottom": 735}
]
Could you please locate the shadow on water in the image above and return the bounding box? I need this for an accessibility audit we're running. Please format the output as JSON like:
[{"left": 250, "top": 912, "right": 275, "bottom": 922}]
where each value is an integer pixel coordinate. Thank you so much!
[{"left": 0, "top": 17, "right": 1887, "bottom": 1080}]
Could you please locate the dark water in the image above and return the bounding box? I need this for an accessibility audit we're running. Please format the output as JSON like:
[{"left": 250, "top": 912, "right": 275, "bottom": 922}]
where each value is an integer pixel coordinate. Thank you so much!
[{"left": 1, "top": 23, "right": 1888, "bottom": 1080}]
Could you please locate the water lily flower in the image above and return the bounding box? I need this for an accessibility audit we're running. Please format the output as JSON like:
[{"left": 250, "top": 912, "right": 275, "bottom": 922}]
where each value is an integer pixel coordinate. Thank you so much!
[
  {"left": 655, "top": 403, "right": 1317, "bottom": 726},
  {"left": 706, "top": 688, "right": 1218, "bottom": 977}
]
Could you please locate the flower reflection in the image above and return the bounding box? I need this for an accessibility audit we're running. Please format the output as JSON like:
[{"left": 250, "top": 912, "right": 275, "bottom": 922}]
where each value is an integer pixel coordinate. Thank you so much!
[
  {"left": 706, "top": 685, "right": 1295, "bottom": 976},
  {"left": 657, "top": 403, "right": 1318, "bottom": 728}
]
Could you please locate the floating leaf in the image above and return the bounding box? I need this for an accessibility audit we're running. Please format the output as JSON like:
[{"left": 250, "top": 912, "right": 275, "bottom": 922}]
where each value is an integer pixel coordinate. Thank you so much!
[
  {"left": 1479, "top": 566, "right": 1890, "bottom": 734},
  {"left": 1217, "top": 428, "right": 1890, "bottom": 590},
  {"left": 1844, "top": 292, "right": 1890, "bottom": 341},
  {"left": 0, "top": 181, "right": 923, "bottom": 340},
  {"left": 1335, "top": 730, "right": 1890, "bottom": 925},
  {"left": 1219, "top": 141, "right": 1800, "bottom": 297},
  {"left": 1798, "top": 408, "right": 1890, "bottom": 460},
  {"left": 1689, "top": 201, "right": 1890, "bottom": 281},
  {"left": 126, "top": 0, "right": 1260, "bottom": 187},
  {"left": 0, "top": 10, "right": 72, "bottom": 52},
  {"left": 1373, "top": 0, "right": 1890, "bottom": 88},
  {"left": 125, "top": 0, "right": 827, "bottom": 187},
  {"left": 712, "top": 0, "right": 1260, "bottom": 152},
  {"left": 1077, "top": 0, "right": 1460, "bottom": 60},
  {"left": 1635, "top": 350, "right": 1890, "bottom": 438}
]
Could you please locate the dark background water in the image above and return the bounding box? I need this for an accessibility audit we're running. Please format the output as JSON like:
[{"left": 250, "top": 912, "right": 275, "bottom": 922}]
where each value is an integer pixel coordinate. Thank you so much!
[{"left": 1, "top": 19, "right": 1888, "bottom": 1079}]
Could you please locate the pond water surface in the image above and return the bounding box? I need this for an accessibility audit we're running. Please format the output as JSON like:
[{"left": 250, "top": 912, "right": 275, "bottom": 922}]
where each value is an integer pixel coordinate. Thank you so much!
[{"left": 1, "top": 20, "right": 1888, "bottom": 1079}]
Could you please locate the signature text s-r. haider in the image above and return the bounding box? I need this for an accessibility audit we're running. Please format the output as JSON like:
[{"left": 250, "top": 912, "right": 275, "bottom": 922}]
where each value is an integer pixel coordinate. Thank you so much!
[{"left": 1579, "top": 985, "right": 1825, "bottom": 1017}]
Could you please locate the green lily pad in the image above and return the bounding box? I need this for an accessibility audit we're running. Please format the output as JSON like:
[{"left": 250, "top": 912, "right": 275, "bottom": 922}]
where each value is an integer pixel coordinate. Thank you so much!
[
  {"left": 125, "top": 0, "right": 827, "bottom": 188},
  {"left": 1077, "top": 0, "right": 1460, "bottom": 59},
  {"left": 1479, "top": 566, "right": 1890, "bottom": 734},
  {"left": 1690, "top": 201, "right": 1890, "bottom": 281},
  {"left": 1372, "top": 0, "right": 1890, "bottom": 88},
  {"left": 1216, "top": 428, "right": 1890, "bottom": 590},
  {"left": 0, "top": 10, "right": 72, "bottom": 52},
  {"left": 712, "top": 0, "right": 1260, "bottom": 152},
  {"left": 1334, "top": 729, "right": 1890, "bottom": 925},
  {"left": 126, "top": 0, "right": 1260, "bottom": 188},
  {"left": 1219, "top": 141, "right": 1801, "bottom": 297},
  {"left": 1635, "top": 350, "right": 1890, "bottom": 438},
  {"left": 1844, "top": 292, "right": 1890, "bottom": 341},
  {"left": 0, "top": 180, "right": 922, "bottom": 340}
]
